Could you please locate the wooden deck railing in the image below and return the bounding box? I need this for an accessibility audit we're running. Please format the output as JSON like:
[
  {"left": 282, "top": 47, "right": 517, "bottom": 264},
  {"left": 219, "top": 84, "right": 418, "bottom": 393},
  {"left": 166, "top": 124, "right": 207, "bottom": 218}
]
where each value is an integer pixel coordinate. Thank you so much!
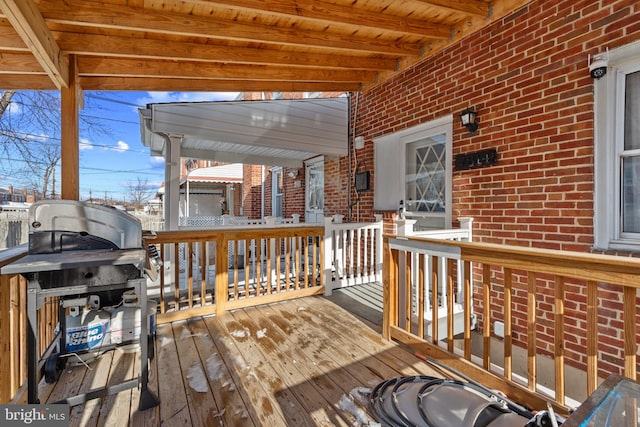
[
  {"left": 383, "top": 234, "right": 640, "bottom": 416},
  {"left": 148, "top": 225, "right": 325, "bottom": 324},
  {"left": 0, "top": 246, "right": 58, "bottom": 404}
]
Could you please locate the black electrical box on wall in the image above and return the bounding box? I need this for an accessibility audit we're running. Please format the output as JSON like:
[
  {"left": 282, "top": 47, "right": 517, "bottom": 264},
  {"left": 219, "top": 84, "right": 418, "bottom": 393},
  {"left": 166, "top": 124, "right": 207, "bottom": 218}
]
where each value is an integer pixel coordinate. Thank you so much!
[{"left": 355, "top": 171, "right": 370, "bottom": 192}]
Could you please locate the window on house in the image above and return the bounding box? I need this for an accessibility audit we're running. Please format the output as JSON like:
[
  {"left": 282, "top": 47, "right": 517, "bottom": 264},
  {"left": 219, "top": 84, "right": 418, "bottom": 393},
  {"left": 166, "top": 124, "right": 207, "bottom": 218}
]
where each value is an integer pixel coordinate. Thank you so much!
[
  {"left": 272, "top": 167, "right": 283, "bottom": 217},
  {"left": 594, "top": 42, "right": 640, "bottom": 251}
]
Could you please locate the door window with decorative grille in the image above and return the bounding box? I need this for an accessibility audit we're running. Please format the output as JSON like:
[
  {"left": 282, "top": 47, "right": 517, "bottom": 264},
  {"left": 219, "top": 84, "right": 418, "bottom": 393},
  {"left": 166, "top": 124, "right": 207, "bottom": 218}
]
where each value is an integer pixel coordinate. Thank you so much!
[{"left": 405, "top": 134, "right": 446, "bottom": 214}]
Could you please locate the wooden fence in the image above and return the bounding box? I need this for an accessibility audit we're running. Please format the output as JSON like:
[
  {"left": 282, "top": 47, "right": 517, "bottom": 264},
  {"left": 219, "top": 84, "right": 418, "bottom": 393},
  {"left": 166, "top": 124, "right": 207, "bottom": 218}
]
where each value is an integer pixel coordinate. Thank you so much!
[{"left": 383, "top": 234, "right": 640, "bottom": 416}]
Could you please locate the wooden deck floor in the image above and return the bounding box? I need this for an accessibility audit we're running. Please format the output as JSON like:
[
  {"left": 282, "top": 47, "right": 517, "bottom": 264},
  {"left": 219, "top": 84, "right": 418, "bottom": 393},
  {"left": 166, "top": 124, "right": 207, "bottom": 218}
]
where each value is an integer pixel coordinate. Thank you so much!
[{"left": 38, "top": 294, "right": 451, "bottom": 426}]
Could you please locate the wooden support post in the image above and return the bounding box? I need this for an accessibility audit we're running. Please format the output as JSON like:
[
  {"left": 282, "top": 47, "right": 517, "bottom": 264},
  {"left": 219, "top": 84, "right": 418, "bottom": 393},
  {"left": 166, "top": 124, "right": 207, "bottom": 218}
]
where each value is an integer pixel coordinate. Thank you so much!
[
  {"left": 60, "top": 54, "right": 80, "bottom": 200},
  {"left": 382, "top": 237, "right": 398, "bottom": 340},
  {"left": 216, "top": 237, "right": 229, "bottom": 316}
]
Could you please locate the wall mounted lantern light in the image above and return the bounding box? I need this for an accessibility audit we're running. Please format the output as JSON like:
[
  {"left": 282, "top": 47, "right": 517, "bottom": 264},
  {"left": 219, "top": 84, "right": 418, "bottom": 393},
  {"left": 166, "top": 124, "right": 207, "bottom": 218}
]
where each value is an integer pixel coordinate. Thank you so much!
[{"left": 460, "top": 107, "right": 478, "bottom": 133}]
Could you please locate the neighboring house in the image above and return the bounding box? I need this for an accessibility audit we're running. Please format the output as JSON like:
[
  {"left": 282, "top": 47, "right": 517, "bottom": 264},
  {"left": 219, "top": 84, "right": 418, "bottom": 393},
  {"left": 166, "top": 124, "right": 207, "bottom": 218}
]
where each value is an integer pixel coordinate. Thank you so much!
[
  {"left": 0, "top": 186, "right": 40, "bottom": 211},
  {"left": 323, "top": 1, "right": 640, "bottom": 379},
  {"left": 180, "top": 163, "right": 243, "bottom": 217}
]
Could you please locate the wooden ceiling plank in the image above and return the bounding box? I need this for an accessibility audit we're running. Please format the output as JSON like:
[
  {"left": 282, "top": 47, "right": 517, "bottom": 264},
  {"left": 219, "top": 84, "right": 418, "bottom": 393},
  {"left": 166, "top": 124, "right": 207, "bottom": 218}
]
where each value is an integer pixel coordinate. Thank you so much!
[
  {"left": 0, "top": 21, "right": 29, "bottom": 50},
  {"left": 40, "top": 0, "right": 421, "bottom": 56},
  {"left": 0, "top": 73, "right": 56, "bottom": 89},
  {"left": 76, "top": 56, "right": 377, "bottom": 83},
  {"left": 193, "top": 0, "right": 451, "bottom": 38},
  {"left": 411, "top": 0, "right": 490, "bottom": 17},
  {"left": 78, "top": 76, "right": 360, "bottom": 92},
  {"left": 0, "top": 0, "right": 68, "bottom": 88},
  {"left": 56, "top": 32, "right": 396, "bottom": 71},
  {"left": 0, "top": 51, "right": 44, "bottom": 73}
]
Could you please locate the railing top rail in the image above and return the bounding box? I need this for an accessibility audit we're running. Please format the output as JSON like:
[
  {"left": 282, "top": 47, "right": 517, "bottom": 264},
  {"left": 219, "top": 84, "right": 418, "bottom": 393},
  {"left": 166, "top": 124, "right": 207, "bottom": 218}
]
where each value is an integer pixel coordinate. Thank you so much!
[
  {"left": 150, "top": 225, "right": 325, "bottom": 244},
  {"left": 411, "top": 229, "right": 470, "bottom": 239},
  {"left": 384, "top": 234, "right": 640, "bottom": 287},
  {"left": 0, "top": 244, "right": 27, "bottom": 268},
  {"left": 327, "top": 221, "right": 383, "bottom": 231}
]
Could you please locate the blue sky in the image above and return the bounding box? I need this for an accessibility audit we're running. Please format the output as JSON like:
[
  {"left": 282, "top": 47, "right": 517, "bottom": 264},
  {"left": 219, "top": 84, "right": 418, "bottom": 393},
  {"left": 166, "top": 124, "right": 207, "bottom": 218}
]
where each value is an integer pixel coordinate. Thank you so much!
[{"left": 1, "top": 90, "right": 238, "bottom": 203}]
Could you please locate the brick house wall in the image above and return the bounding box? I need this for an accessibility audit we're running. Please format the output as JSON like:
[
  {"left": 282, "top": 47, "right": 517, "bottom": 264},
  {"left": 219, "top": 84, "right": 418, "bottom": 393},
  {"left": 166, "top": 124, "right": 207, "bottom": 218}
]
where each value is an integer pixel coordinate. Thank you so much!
[
  {"left": 282, "top": 167, "right": 305, "bottom": 222},
  {"left": 240, "top": 164, "right": 305, "bottom": 220},
  {"left": 242, "top": 164, "right": 264, "bottom": 219},
  {"left": 326, "top": 0, "right": 640, "bottom": 378}
]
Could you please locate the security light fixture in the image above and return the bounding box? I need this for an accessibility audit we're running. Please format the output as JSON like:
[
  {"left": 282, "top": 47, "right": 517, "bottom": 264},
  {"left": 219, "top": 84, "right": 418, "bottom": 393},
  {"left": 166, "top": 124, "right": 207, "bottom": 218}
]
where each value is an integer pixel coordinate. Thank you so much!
[{"left": 460, "top": 107, "right": 478, "bottom": 133}]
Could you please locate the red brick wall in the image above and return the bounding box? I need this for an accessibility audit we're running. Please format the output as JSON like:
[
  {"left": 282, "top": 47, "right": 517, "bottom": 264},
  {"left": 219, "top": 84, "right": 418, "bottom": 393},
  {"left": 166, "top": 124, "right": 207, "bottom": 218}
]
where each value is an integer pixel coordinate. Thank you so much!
[
  {"left": 240, "top": 164, "right": 306, "bottom": 221},
  {"left": 330, "top": 1, "right": 640, "bottom": 377},
  {"left": 282, "top": 167, "right": 306, "bottom": 222},
  {"left": 242, "top": 164, "right": 264, "bottom": 219}
]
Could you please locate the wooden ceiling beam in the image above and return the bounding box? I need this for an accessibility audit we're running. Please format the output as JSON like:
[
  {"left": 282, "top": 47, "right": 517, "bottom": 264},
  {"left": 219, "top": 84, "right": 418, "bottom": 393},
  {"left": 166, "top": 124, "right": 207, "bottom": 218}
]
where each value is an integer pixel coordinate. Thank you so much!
[
  {"left": 412, "top": 0, "right": 490, "bottom": 17},
  {"left": 56, "top": 32, "right": 396, "bottom": 71},
  {"left": 193, "top": 0, "right": 451, "bottom": 38},
  {"left": 0, "top": 0, "right": 68, "bottom": 88},
  {"left": 39, "top": 0, "right": 421, "bottom": 56},
  {"left": 78, "top": 76, "right": 361, "bottom": 92},
  {"left": 77, "top": 57, "right": 377, "bottom": 83}
]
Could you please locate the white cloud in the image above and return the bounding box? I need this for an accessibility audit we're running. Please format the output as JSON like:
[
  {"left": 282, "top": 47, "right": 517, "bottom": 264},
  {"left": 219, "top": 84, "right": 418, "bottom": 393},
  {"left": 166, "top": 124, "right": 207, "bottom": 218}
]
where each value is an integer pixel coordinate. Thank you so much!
[
  {"left": 114, "top": 140, "right": 129, "bottom": 152},
  {"left": 7, "top": 102, "right": 21, "bottom": 114},
  {"left": 25, "top": 132, "right": 48, "bottom": 142},
  {"left": 150, "top": 156, "right": 165, "bottom": 168},
  {"left": 79, "top": 138, "right": 93, "bottom": 151}
]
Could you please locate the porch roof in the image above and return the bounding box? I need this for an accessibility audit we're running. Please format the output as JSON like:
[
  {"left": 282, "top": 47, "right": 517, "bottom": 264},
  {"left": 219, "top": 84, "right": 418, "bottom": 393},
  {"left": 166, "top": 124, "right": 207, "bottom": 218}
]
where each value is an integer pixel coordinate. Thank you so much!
[
  {"left": 0, "top": 1, "right": 526, "bottom": 92},
  {"left": 180, "top": 163, "right": 243, "bottom": 186},
  {"left": 139, "top": 97, "right": 349, "bottom": 168}
]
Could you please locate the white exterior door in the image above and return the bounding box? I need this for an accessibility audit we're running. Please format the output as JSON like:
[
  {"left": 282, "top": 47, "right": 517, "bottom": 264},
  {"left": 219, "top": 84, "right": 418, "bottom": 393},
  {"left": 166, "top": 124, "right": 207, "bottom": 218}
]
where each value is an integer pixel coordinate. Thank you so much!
[{"left": 305, "top": 157, "right": 324, "bottom": 223}]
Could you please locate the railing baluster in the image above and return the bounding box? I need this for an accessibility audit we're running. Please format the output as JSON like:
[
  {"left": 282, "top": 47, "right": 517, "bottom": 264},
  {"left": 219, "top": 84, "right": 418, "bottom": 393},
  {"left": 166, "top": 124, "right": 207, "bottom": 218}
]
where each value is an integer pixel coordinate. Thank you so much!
[
  {"left": 624, "top": 286, "right": 637, "bottom": 380},
  {"left": 554, "top": 275, "right": 565, "bottom": 406},
  {"left": 463, "top": 260, "right": 471, "bottom": 360},
  {"left": 285, "top": 237, "right": 291, "bottom": 290},
  {"left": 431, "top": 255, "right": 439, "bottom": 344},
  {"left": 267, "top": 237, "right": 273, "bottom": 293},
  {"left": 382, "top": 239, "right": 398, "bottom": 340},
  {"left": 233, "top": 239, "right": 239, "bottom": 299},
  {"left": 447, "top": 258, "right": 454, "bottom": 352},
  {"left": 295, "top": 237, "right": 300, "bottom": 291},
  {"left": 586, "top": 280, "right": 597, "bottom": 395},
  {"left": 482, "top": 264, "right": 491, "bottom": 369},
  {"left": 256, "top": 239, "right": 262, "bottom": 294},
  {"left": 405, "top": 251, "right": 412, "bottom": 334},
  {"left": 527, "top": 271, "right": 537, "bottom": 392},
  {"left": 215, "top": 236, "right": 228, "bottom": 316},
  {"left": 200, "top": 241, "right": 207, "bottom": 305},
  {"left": 158, "top": 243, "right": 166, "bottom": 313},
  {"left": 187, "top": 242, "right": 193, "bottom": 309},
  {"left": 173, "top": 242, "right": 180, "bottom": 310},
  {"left": 319, "top": 235, "right": 324, "bottom": 288},
  {"left": 276, "top": 237, "right": 282, "bottom": 291},
  {"left": 504, "top": 267, "right": 513, "bottom": 381},
  {"left": 303, "top": 236, "right": 309, "bottom": 289},
  {"left": 418, "top": 253, "right": 425, "bottom": 339},
  {"left": 356, "top": 228, "right": 362, "bottom": 284}
]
